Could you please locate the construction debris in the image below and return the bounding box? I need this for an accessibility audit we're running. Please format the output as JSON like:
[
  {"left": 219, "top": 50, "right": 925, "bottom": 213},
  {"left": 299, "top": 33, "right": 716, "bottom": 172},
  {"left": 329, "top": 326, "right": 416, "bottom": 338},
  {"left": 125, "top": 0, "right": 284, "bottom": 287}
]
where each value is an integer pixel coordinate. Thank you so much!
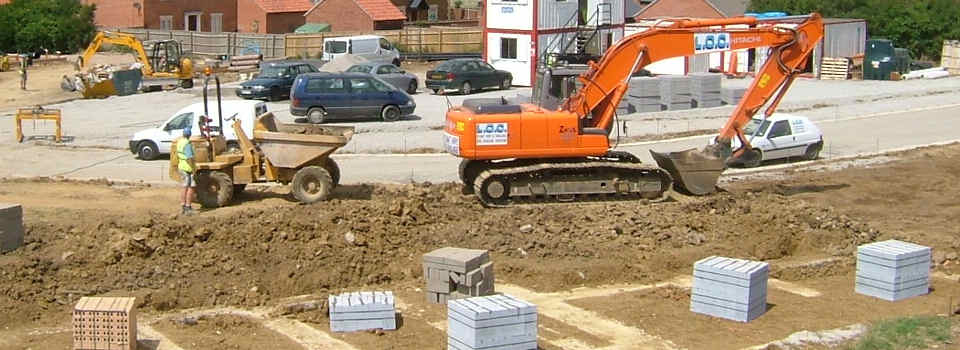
[
  {"left": 448, "top": 294, "right": 538, "bottom": 350},
  {"left": 423, "top": 247, "right": 494, "bottom": 304},
  {"left": 855, "top": 240, "right": 931, "bottom": 301},
  {"left": 691, "top": 256, "right": 769, "bottom": 322},
  {"left": 227, "top": 54, "right": 262, "bottom": 72},
  {"left": 0, "top": 203, "right": 23, "bottom": 254},
  {"left": 328, "top": 291, "right": 397, "bottom": 332},
  {"left": 61, "top": 63, "right": 144, "bottom": 98},
  {"left": 73, "top": 297, "right": 137, "bottom": 350}
]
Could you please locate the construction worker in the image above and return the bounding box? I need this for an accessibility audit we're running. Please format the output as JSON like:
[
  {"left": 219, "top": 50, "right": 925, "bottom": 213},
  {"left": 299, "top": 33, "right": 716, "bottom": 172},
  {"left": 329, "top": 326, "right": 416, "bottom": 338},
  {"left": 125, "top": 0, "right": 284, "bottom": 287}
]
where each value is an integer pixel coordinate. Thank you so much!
[
  {"left": 176, "top": 127, "right": 197, "bottom": 215},
  {"left": 18, "top": 54, "right": 27, "bottom": 90}
]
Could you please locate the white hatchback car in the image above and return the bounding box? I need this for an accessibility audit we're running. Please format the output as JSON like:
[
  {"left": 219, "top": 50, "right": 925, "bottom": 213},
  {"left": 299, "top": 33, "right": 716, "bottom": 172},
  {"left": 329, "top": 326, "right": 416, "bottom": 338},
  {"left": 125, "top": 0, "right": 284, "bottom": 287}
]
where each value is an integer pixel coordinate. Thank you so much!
[{"left": 723, "top": 114, "right": 824, "bottom": 167}]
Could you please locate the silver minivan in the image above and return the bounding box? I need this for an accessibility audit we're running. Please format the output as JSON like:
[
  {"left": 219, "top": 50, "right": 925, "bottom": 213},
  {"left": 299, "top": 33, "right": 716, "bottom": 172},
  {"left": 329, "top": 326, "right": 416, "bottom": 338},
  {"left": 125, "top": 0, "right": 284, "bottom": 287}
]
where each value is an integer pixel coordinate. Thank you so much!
[{"left": 322, "top": 35, "right": 401, "bottom": 66}]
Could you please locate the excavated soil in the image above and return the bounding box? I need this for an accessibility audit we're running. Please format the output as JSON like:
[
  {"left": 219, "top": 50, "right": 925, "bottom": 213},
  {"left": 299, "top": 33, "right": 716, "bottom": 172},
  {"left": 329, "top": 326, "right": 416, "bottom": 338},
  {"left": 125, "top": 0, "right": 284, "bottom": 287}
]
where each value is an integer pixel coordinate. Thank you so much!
[{"left": 1, "top": 143, "right": 960, "bottom": 348}]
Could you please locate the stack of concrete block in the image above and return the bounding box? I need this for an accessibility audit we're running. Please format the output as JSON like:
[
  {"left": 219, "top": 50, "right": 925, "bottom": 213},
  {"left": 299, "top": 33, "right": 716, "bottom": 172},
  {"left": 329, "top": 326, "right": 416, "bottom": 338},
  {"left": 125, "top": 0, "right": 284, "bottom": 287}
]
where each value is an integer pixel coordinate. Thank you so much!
[
  {"left": 659, "top": 75, "right": 691, "bottom": 110},
  {"left": 856, "top": 240, "right": 931, "bottom": 301},
  {"left": 328, "top": 291, "right": 397, "bottom": 332},
  {"left": 721, "top": 87, "right": 747, "bottom": 105},
  {"left": 627, "top": 76, "right": 662, "bottom": 113},
  {"left": 448, "top": 294, "right": 537, "bottom": 350},
  {"left": 424, "top": 247, "right": 495, "bottom": 304},
  {"left": 73, "top": 297, "right": 137, "bottom": 350},
  {"left": 616, "top": 98, "right": 635, "bottom": 115},
  {"left": 691, "top": 256, "right": 769, "bottom": 322},
  {"left": 690, "top": 73, "right": 722, "bottom": 108},
  {"left": 0, "top": 203, "right": 23, "bottom": 254}
]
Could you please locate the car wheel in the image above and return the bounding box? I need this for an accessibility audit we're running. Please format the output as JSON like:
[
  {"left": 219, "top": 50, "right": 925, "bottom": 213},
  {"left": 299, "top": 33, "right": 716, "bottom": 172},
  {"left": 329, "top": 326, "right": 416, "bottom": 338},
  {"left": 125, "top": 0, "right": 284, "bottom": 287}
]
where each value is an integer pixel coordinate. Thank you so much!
[
  {"left": 381, "top": 105, "right": 401, "bottom": 122},
  {"left": 500, "top": 77, "right": 512, "bottom": 90},
  {"left": 804, "top": 144, "right": 821, "bottom": 160},
  {"left": 270, "top": 87, "right": 282, "bottom": 101},
  {"left": 136, "top": 141, "right": 159, "bottom": 160},
  {"left": 307, "top": 107, "right": 326, "bottom": 124},
  {"left": 291, "top": 166, "right": 333, "bottom": 203},
  {"left": 742, "top": 149, "right": 763, "bottom": 168},
  {"left": 407, "top": 80, "right": 418, "bottom": 94},
  {"left": 432, "top": 88, "right": 440, "bottom": 94},
  {"left": 392, "top": 58, "right": 402, "bottom": 66},
  {"left": 460, "top": 81, "right": 472, "bottom": 95}
]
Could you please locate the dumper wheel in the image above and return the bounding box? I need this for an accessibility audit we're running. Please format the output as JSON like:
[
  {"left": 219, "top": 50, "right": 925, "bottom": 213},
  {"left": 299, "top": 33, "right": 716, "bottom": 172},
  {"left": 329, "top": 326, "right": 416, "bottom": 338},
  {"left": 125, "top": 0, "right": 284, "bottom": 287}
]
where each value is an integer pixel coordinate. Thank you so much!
[
  {"left": 197, "top": 171, "right": 234, "bottom": 208},
  {"left": 322, "top": 158, "right": 341, "bottom": 187},
  {"left": 180, "top": 79, "right": 193, "bottom": 89},
  {"left": 291, "top": 166, "right": 333, "bottom": 203}
]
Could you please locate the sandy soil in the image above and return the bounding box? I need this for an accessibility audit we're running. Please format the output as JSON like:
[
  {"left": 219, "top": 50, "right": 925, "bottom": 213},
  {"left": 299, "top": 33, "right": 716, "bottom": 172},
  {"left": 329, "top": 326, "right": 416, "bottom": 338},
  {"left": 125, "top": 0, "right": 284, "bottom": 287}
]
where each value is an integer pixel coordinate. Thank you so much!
[
  {"left": 1, "top": 143, "right": 959, "bottom": 349},
  {"left": 0, "top": 53, "right": 140, "bottom": 112}
]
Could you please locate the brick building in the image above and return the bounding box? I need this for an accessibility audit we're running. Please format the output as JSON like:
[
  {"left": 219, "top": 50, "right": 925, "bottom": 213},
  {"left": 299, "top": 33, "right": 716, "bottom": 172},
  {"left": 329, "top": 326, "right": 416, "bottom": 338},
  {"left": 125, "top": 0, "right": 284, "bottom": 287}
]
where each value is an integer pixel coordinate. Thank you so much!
[
  {"left": 304, "top": 0, "right": 406, "bottom": 32},
  {"left": 237, "top": 0, "right": 314, "bottom": 33},
  {"left": 83, "top": 0, "right": 237, "bottom": 32}
]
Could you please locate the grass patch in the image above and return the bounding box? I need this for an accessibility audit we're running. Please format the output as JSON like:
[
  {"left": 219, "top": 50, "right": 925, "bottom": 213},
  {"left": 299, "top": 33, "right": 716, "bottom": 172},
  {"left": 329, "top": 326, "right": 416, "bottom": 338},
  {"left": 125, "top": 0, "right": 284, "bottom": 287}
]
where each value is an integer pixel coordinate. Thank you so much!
[{"left": 847, "top": 316, "right": 952, "bottom": 350}]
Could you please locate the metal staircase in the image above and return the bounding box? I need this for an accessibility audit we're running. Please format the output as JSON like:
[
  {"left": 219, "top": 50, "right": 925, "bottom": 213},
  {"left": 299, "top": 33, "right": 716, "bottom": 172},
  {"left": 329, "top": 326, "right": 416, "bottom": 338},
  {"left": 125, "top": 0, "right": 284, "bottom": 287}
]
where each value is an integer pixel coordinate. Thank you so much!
[{"left": 539, "top": 2, "right": 613, "bottom": 68}]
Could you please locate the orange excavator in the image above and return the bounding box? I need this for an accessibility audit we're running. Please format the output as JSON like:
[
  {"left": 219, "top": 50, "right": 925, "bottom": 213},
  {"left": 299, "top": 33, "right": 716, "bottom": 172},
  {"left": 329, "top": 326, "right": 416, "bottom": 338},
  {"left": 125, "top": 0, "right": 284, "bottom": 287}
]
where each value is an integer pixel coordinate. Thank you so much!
[{"left": 443, "top": 14, "right": 824, "bottom": 207}]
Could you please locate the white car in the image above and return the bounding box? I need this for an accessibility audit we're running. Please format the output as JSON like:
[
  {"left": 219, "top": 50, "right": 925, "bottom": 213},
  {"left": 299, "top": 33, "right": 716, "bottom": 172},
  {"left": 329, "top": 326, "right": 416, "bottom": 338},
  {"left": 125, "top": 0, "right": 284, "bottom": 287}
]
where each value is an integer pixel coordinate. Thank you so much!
[
  {"left": 322, "top": 35, "right": 401, "bottom": 66},
  {"left": 721, "top": 114, "right": 824, "bottom": 167},
  {"left": 129, "top": 100, "right": 267, "bottom": 160}
]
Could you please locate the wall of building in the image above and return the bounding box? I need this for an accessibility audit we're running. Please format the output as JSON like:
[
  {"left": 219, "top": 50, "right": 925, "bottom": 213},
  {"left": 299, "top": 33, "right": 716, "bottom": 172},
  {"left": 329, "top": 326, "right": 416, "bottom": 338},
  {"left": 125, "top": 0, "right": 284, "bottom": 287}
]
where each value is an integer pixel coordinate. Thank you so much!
[
  {"left": 374, "top": 19, "right": 404, "bottom": 30},
  {"left": 586, "top": 0, "right": 624, "bottom": 25},
  {"left": 84, "top": 0, "right": 145, "bottom": 28},
  {"left": 635, "top": 0, "right": 721, "bottom": 19},
  {"left": 487, "top": 32, "right": 533, "bottom": 85},
  {"left": 822, "top": 20, "right": 867, "bottom": 58},
  {"left": 143, "top": 0, "right": 238, "bottom": 32},
  {"left": 486, "top": 0, "right": 533, "bottom": 31},
  {"left": 266, "top": 12, "right": 307, "bottom": 33},
  {"left": 538, "top": 0, "right": 578, "bottom": 30},
  {"left": 237, "top": 0, "right": 268, "bottom": 33},
  {"left": 305, "top": 0, "right": 374, "bottom": 32}
]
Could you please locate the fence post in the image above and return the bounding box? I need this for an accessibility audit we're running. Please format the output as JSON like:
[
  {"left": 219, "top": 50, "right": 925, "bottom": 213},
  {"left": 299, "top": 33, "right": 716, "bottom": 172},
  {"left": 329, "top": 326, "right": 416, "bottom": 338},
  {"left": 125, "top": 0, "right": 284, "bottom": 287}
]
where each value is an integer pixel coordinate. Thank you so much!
[
  {"left": 419, "top": 28, "right": 423, "bottom": 57},
  {"left": 439, "top": 30, "right": 444, "bottom": 53}
]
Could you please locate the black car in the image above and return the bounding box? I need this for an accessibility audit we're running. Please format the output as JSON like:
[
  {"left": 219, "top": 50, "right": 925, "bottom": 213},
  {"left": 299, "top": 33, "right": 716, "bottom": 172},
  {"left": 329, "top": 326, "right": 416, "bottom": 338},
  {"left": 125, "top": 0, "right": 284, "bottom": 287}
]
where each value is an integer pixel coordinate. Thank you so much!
[
  {"left": 237, "top": 61, "right": 318, "bottom": 101},
  {"left": 425, "top": 58, "right": 512, "bottom": 95}
]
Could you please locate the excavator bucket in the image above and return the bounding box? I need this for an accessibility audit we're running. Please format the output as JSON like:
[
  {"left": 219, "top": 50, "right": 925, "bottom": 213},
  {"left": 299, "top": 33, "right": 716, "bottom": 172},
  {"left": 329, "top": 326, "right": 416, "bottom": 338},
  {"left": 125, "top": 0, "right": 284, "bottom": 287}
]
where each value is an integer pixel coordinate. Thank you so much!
[{"left": 650, "top": 148, "right": 725, "bottom": 195}]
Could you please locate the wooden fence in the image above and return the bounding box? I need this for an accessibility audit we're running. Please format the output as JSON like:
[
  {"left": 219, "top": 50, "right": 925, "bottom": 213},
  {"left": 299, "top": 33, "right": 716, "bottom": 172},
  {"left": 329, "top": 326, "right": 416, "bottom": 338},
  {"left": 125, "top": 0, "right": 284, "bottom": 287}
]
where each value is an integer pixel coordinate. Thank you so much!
[
  {"left": 285, "top": 27, "right": 482, "bottom": 59},
  {"left": 114, "top": 27, "right": 482, "bottom": 59},
  {"left": 117, "top": 29, "right": 287, "bottom": 58}
]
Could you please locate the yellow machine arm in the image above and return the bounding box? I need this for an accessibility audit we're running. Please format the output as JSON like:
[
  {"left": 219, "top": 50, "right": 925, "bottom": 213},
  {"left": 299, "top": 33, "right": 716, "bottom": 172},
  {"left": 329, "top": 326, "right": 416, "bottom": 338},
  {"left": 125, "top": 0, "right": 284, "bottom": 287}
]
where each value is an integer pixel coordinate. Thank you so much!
[{"left": 77, "top": 31, "right": 156, "bottom": 76}]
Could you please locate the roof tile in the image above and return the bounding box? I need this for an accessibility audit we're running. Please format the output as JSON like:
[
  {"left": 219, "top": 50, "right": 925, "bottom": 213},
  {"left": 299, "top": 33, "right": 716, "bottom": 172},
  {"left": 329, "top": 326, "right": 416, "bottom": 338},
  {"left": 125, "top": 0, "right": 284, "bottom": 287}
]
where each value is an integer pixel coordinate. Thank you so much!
[
  {"left": 255, "top": 0, "right": 316, "bottom": 13},
  {"left": 354, "top": 0, "right": 407, "bottom": 21}
]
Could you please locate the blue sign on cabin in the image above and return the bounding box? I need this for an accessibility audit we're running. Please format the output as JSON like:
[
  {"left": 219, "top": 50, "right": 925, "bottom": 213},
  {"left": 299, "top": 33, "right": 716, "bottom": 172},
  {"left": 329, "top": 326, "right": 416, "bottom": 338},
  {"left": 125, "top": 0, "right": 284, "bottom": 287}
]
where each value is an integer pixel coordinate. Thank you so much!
[{"left": 501, "top": 6, "right": 513, "bottom": 13}]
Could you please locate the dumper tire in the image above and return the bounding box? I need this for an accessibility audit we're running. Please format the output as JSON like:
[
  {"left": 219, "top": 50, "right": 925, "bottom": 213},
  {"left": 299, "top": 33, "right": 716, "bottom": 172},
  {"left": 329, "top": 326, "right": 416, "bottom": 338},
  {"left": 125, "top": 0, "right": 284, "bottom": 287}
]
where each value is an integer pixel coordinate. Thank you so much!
[
  {"left": 197, "top": 171, "right": 234, "bottom": 208},
  {"left": 180, "top": 79, "right": 193, "bottom": 89},
  {"left": 291, "top": 166, "right": 333, "bottom": 203},
  {"left": 322, "top": 158, "right": 341, "bottom": 187}
]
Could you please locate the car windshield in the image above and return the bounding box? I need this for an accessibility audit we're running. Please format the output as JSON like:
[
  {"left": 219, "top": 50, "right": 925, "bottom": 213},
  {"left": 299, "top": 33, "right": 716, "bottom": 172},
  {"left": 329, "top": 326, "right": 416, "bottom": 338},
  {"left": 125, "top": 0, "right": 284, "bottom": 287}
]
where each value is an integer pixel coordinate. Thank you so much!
[
  {"left": 325, "top": 41, "right": 347, "bottom": 54},
  {"left": 743, "top": 119, "right": 772, "bottom": 136},
  {"left": 346, "top": 65, "right": 372, "bottom": 73},
  {"left": 259, "top": 66, "right": 288, "bottom": 78}
]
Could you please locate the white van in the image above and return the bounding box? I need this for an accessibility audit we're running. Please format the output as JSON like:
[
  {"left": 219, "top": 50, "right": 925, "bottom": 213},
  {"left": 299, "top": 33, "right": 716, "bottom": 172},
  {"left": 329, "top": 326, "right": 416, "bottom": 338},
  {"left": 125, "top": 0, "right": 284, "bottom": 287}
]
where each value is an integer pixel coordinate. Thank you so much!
[
  {"left": 719, "top": 114, "right": 824, "bottom": 167},
  {"left": 129, "top": 100, "right": 267, "bottom": 160},
  {"left": 322, "top": 35, "right": 401, "bottom": 65}
]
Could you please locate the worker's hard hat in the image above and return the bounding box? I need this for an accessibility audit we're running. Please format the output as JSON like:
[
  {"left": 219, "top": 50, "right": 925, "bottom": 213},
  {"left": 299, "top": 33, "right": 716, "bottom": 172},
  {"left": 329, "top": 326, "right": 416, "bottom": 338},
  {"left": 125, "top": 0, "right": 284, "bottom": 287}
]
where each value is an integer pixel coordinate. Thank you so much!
[
  {"left": 203, "top": 67, "right": 212, "bottom": 76},
  {"left": 183, "top": 127, "right": 192, "bottom": 137}
]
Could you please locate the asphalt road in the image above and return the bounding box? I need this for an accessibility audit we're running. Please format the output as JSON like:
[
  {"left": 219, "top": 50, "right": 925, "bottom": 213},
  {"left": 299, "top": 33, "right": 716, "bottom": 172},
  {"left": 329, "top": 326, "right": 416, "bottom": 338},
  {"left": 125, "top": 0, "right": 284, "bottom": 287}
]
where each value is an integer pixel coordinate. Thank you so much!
[{"left": 3, "top": 104, "right": 959, "bottom": 185}]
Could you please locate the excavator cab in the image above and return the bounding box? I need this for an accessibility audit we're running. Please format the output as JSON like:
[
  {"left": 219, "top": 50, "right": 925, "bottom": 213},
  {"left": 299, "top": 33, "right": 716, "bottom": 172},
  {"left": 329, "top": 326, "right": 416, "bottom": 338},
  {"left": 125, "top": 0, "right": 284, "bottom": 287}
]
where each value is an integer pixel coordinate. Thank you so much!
[{"left": 150, "top": 40, "right": 186, "bottom": 74}]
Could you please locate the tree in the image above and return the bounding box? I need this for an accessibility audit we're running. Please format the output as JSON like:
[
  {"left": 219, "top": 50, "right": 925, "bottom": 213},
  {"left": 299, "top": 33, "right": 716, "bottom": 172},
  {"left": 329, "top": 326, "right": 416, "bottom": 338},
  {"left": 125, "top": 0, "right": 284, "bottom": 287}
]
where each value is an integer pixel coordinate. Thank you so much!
[
  {"left": 0, "top": 0, "right": 96, "bottom": 54},
  {"left": 749, "top": 0, "right": 960, "bottom": 60}
]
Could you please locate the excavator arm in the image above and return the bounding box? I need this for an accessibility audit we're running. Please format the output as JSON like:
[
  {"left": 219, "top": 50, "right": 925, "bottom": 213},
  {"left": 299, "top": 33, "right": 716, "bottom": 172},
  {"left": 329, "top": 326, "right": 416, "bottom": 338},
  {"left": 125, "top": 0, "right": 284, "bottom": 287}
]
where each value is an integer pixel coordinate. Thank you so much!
[
  {"left": 565, "top": 14, "right": 824, "bottom": 146},
  {"left": 77, "top": 31, "right": 156, "bottom": 76}
]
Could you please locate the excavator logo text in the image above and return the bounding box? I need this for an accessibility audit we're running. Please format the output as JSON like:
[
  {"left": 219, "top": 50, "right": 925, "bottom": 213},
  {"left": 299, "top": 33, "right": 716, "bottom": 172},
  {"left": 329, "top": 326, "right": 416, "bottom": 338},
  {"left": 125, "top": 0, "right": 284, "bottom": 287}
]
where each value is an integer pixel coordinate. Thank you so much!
[{"left": 694, "top": 33, "right": 730, "bottom": 54}]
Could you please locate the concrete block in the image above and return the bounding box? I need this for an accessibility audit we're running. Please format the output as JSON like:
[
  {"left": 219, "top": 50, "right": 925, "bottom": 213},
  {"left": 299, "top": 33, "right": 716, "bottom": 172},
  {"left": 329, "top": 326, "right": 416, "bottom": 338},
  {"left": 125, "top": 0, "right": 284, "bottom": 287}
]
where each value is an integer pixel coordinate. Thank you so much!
[
  {"left": 448, "top": 294, "right": 537, "bottom": 349},
  {"left": 690, "top": 298, "right": 766, "bottom": 323},
  {"left": 691, "top": 256, "right": 768, "bottom": 322},
  {"left": 855, "top": 240, "right": 931, "bottom": 301},
  {"left": 0, "top": 203, "right": 23, "bottom": 254},
  {"left": 855, "top": 282, "right": 929, "bottom": 301},
  {"left": 424, "top": 247, "right": 490, "bottom": 273},
  {"left": 329, "top": 291, "right": 396, "bottom": 332},
  {"left": 448, "top": 336, "right": 538, "bottom": 350}
]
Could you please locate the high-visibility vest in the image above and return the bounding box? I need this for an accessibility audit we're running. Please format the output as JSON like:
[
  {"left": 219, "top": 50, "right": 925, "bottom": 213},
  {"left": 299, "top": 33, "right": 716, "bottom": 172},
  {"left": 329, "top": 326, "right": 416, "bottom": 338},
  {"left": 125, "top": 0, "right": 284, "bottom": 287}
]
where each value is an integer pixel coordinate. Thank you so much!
[{"left": 176, "top": 138, "right": 194, "bottom": 173}]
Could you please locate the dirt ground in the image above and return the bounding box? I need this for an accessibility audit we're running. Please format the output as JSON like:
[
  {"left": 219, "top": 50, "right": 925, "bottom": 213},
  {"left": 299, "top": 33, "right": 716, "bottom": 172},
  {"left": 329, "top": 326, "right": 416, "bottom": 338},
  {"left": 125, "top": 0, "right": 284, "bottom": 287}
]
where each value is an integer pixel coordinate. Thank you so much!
[
  {"left": 1, "top": 143, "right": 960, "bottom": 349},
  {"left": 0, "top": 53, "right": 141, "bottom": 112}
]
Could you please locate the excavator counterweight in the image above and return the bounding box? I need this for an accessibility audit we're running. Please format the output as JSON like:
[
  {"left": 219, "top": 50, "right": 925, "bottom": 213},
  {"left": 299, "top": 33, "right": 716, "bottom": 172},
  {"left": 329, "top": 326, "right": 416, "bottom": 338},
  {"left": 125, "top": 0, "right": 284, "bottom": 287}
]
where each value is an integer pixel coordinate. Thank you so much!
[{"left": 445, "top": 14, "right": 825, "bottom": 206}]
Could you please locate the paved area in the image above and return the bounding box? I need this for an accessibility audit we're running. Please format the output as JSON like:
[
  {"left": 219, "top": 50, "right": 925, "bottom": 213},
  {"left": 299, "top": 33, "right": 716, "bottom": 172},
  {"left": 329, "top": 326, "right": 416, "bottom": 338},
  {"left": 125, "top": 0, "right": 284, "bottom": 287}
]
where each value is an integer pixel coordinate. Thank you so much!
[{"left": 3, "top": 103, "right": 959, "bottom": 185}]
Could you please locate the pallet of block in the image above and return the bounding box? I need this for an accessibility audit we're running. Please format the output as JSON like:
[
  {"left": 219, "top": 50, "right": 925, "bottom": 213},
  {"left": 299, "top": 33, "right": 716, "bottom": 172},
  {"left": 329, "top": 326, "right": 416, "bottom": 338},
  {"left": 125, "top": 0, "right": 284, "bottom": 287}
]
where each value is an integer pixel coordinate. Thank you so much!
[{"left": 820, "top": 57, "right": 850, "bottom": 80}]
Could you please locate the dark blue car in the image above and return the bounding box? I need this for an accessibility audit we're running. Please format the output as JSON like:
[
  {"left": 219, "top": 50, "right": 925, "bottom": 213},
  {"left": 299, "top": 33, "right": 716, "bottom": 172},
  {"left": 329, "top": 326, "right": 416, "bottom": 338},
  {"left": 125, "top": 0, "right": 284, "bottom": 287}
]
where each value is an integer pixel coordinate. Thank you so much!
[
  {"left": 237, "top": 61, "right": 317, "bottom": 101},
  {"left": 290, "top": 72, "right": 416, "bottom": 124}
]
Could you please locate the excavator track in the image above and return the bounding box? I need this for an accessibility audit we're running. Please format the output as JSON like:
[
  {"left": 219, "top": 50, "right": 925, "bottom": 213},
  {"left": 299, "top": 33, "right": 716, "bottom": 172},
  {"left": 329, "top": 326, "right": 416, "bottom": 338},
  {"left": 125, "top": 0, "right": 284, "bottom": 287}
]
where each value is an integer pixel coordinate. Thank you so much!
[{"left": 470, "top": 157, "right": 673, "bottom": 208}]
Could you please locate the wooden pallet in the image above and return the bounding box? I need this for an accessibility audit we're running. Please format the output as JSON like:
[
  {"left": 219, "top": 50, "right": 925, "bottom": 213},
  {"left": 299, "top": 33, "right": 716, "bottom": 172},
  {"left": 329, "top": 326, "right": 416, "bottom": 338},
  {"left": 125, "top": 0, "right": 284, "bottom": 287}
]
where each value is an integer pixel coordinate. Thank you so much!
[{"left": 820, "top": 57, "right": 849, "bottom": 80}]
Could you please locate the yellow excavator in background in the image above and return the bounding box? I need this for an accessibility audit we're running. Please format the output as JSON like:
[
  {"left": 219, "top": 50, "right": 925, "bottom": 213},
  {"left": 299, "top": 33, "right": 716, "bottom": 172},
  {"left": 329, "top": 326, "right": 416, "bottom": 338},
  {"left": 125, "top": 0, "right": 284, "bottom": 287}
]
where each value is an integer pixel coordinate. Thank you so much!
[{"left": 76, "top": 31, "right": 194, "bottom": 89}]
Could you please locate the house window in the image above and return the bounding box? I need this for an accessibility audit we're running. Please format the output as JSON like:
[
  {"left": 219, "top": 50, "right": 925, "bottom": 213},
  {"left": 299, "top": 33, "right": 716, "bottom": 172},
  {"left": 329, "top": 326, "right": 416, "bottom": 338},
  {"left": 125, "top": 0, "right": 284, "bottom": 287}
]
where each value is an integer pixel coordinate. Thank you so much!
[
  {"left": 184, "top": 12, "right": 202, "bottom": 31},
  {"left": 428, "top": 4, "right": 438, "bottom": 21},
  {"left": 500, "top": 37, "right": 517, "bottom": 59},
  {"left": 210, "top": 13, "right": 223, "bottom": 33},
  {"left": 159, "top": 16, "right": 173, "bottom": 30}
]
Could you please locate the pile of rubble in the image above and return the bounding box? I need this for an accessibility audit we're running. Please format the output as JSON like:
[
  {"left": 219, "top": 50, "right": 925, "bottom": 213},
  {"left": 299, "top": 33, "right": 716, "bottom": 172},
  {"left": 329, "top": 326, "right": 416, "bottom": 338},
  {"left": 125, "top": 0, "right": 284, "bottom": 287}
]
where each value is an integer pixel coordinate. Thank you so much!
[{"left": 61, "top": 62, "right": 144, "bottom": 98}]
